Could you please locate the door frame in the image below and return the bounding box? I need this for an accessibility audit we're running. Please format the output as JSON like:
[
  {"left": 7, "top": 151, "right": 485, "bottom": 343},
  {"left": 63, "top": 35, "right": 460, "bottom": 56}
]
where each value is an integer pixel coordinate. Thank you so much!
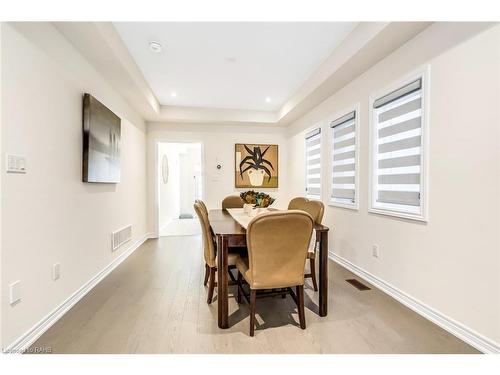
[{"left": 154, "top": 139, "right": 206, "bottom": 238}]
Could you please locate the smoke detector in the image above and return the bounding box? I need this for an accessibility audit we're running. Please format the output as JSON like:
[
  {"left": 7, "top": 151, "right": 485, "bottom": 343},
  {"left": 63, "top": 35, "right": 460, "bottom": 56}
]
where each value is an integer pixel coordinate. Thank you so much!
[{"left": 149, "top": 41, "right": 163, "bottom": 53}]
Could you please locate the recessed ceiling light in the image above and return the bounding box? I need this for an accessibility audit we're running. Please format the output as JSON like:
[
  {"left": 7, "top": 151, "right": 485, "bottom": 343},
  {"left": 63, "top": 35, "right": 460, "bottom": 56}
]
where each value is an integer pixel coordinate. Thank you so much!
[
  {"left": 149, "top": 41, "right": 163, "bottom": 53},
  {"left": 171, "top": 92, "right": 177, "bottom": 98},
  {"left": 266, "top": 97, "right": 271, "bottom": 103}
]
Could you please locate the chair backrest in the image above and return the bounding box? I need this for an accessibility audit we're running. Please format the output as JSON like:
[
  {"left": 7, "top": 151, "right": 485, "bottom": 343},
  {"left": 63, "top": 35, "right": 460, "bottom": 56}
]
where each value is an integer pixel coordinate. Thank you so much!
[
  {"left": 287, "top": 197, "right": 324, "bottom": 224},
  {"left": 246, "top": 211, "right": 313, "bottom": 289},
  {"left": 195, "top": 199, "right": 208, "bottom": 215},
  {"left": 193, "top": 202, "right": 216, "bottom": 267},
  {"left": 222, "top": 195, "right": 245, "bottom": 209}
]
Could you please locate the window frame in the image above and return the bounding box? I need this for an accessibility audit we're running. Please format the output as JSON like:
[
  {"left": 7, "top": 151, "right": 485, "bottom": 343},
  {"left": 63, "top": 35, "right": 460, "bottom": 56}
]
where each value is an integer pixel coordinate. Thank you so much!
[
  {"left": 368, "top": 66, "right": 430, "bottom": 222},
  {"left": 328, "top": 104, "right": 360, "bottom": 210},
  {"left": 304, "top": 125, "right": 322, "bottom": 201}
]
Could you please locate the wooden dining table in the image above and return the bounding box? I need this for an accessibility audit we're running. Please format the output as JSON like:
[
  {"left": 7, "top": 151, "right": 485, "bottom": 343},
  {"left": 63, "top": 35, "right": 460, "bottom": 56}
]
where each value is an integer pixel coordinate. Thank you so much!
[{"left": 209, "top": 209, "right": 330, "bottom": 329}]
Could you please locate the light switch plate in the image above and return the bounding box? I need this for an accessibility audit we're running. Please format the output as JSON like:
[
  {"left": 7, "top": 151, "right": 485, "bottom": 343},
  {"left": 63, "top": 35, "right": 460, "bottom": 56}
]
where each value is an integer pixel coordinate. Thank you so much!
[
  {"left": 10, "top": 280, "right": 21, "bottom": 305},
  {"left": 6, "top": 154, "right": 27, "bottom": 173}
]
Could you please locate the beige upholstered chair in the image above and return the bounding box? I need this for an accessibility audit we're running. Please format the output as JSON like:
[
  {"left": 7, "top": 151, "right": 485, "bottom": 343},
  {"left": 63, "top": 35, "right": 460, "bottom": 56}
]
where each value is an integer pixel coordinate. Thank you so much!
[
  {"left": 287, "top": 197, "right": 324, "bottom": 291},
  {"left": 194, "top": 201, "right": 240, "bottom": 304},
  {"left": 195, "top": 199, "right": 208, "bottom": 215},
  {"left": 221, "top": 195, "right": 245, "bottom": 209},
  {"left": 195, "top": 198, "right": 213, "bottom": 247},
  {"left": 236, "top": 211, "right": 314, "bottom": 336}
]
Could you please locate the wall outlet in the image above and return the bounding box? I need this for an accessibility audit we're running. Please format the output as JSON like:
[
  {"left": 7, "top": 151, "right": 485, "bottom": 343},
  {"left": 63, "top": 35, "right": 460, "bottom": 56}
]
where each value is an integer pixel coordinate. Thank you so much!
[
  {"left": 10, "top": 280, "right": 21, "bottom": 305},
  {"left": 372, "top": 244, "right": 380, "bottom": 258},
  {"left": 52, "top": 263, "right": 61, "bottom": 281}
]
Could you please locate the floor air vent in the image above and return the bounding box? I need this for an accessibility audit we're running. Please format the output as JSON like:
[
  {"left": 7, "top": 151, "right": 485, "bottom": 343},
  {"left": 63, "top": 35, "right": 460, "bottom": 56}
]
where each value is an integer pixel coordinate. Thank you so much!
[
  {"left": 112, "top": 225, "right": 132, "bottom": 251},
  {"left": 346, "top": 279, "right": 371, "bottom": 291}
]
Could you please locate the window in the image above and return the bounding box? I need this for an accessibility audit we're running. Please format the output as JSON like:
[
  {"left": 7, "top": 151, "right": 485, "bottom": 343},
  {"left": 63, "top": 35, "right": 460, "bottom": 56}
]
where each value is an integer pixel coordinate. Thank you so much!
[
  {"left": 369, "top": 72, "right": 428, "bottom": 220},
  {"left": 330, "top": 107, "right": 358, "bottom": 209},
  {"left": 305, "top": 128, "right": 321, "bottom": 200}
]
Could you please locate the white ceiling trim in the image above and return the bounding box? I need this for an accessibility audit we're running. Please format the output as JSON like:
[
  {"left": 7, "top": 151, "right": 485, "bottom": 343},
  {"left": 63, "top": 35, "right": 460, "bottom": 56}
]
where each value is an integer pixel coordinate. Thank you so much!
[
  {"left": 160, "top": 105, "right": 278, "bottom": 125},
  {"left": 52, "top": 22, "right": 160, "bottom": 119},
  {"left": 277, "top": 22, "right": 432, "bottom": 125}
]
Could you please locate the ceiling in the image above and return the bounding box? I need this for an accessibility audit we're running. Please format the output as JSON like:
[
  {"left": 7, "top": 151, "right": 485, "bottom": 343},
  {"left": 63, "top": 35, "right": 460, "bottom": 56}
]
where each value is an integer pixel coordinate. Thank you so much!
[
  {"left": 50, "top": 22, "right": 431, "bottom": 125},
  {"left": 113, "top": 22, "right": 357, "bottom": 111}
]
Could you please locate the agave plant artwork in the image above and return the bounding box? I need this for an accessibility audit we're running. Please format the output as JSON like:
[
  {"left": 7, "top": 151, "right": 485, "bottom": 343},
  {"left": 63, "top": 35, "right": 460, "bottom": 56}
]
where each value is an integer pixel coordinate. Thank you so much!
[{"left": 238, "top": 145, "right": 275, "bottom": 187}]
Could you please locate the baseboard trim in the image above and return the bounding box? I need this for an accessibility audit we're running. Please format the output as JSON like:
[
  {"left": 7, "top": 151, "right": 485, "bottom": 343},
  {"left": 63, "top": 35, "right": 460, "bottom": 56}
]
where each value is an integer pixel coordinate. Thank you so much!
[
  {"left": 330, "top": 251, "right": 500, "bottom": 354},
  {"left": 4, "top": 232, "right": 155, "bottom": 353}
]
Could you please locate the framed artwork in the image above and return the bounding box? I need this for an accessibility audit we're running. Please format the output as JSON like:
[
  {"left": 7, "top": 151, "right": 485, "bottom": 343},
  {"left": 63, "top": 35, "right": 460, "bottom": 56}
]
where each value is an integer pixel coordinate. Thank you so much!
[
  {"left": 235, "top": 143, "right": 278, "bottom": 188},
  {"left": 82, "top": 93, "right": 121, "bottom": 183}
]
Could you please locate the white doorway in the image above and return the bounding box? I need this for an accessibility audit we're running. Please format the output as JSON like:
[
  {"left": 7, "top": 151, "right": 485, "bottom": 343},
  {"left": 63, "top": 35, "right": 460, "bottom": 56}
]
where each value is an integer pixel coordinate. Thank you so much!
[{"left": 157, "top": 142, "right": 203, "bottom": 236}]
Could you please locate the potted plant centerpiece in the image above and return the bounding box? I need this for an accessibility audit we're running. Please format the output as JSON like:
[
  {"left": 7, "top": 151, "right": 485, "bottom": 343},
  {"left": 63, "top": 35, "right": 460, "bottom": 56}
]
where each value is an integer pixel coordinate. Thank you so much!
[
  {"left": 240, "top": 190, "right": 275, "bottom": 208},
  {"left": 254, "top": 192, "right": 275, "bottom": 208}
]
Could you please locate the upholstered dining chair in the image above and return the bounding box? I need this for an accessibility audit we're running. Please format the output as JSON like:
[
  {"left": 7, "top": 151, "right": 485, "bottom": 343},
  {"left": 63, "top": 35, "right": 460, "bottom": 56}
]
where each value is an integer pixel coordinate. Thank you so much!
[
  {"left": 221, "top": 195, "right": 245, "bottom": 209},
  {"left": 287, "top": 197, "right": 324, "bottom": 291},
  {"left": 195, "top": 198, "right": 212, "bottom": 242},
  {"left": 235, "top": 210, "right": 314, "bottom": 336},
  {"left": 194, "top": 201, "right": 240, "bottom": 304},
  {"left": 195, "top": 199, "right": 208, "bottom": 215}
]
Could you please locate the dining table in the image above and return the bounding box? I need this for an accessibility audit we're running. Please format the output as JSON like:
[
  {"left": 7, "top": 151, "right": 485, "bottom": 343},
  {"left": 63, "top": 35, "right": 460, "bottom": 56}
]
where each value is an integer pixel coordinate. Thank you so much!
[{"left": 208, "top": 208, "right": 330, "bottom": 329}]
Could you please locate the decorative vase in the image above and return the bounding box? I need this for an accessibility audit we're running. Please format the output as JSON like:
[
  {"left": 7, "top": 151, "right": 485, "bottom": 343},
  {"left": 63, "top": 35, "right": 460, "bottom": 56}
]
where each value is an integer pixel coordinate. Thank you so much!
[
  {"left": 243, "top": 203, "right": 253, "bottom": 214},
  {"left": 247, "top": 168, "right": 265, "bottom": 186}
]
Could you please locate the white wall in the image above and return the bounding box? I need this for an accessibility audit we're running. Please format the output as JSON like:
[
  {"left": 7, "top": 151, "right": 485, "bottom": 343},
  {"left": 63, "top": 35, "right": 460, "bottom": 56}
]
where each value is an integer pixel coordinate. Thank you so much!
[
  {"left": 1, "top": 23, "right": 148, "bottom": 347},
  {"left": 286, "top": 23, "right": 500, "bottom": 345},
  {"left": 147, "top": 122, "right": 287, "bottom": 234},
  {"left": 0, "top": 22, "right": 4, "bottom": 349}
]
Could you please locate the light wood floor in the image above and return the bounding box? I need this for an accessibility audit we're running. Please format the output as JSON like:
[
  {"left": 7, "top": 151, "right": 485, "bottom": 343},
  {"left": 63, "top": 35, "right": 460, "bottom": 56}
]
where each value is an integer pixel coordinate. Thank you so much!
[{"left": 31, "top": 236, "right": 479, "bottom": 354}]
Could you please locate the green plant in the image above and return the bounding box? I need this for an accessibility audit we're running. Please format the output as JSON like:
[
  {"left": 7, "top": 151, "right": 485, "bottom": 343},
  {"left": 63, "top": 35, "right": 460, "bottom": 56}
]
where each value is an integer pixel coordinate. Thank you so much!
[
  {"left": 240, "top": 190, "right": 257, "bottom": 204},
  {"left": 240, "top": 190, "right": 275, "bottom": 208},
  {"left": 239, "top": 145, "right": 274, "bottom": 182}
]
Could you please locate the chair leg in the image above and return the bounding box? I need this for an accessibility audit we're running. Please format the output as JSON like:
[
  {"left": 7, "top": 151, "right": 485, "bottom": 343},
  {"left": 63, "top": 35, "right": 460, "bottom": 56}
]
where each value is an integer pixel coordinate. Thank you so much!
[
  {"left": 207, "top": 267, "right": 216, "bottom": 304},
  {"left": 249, "top": 289, "right": 257, "bottom": 337},
  {"left": 296, "top": 285, "right": 306, "bottom": 330},
  {"left": 203, "top": 263, "right": 210, "bottom": 286},
  {"left": 310, "top": 258, "right": 318, "bottom": 292},
  {"left": 237, "top": 271, "right": 242, "bottom": 304},
  {"left": 228, "top": 267, "right": 237, "bottom": 283}
]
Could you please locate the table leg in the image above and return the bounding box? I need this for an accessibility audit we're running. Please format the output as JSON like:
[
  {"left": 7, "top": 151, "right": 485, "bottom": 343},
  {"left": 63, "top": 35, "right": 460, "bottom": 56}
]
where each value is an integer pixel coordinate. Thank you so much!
[
  {"left": 319, "top": 230, "right": 328, "bottom": 317},
  {"left": 217, "top": 235, "right": 229, "bottom": 329}
]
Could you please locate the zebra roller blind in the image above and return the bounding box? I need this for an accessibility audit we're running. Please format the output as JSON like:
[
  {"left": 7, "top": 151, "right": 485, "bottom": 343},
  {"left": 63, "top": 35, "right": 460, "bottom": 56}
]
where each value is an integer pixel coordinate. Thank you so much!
[
  {"left": 372, "top": 78, "right": 423, "bottom": 215},
  {"left": 305, "top": 128, "right": 321, "bottom": 200},
  {"left": 331, "top": 110, "right": 356, "bottom": 205}
]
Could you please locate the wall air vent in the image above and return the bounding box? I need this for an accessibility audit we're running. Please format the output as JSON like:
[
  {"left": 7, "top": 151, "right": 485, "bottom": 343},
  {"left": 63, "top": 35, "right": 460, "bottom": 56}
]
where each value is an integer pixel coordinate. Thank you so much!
[{"left": 112, "top": 225, "right": 132, "bottom": 251}]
